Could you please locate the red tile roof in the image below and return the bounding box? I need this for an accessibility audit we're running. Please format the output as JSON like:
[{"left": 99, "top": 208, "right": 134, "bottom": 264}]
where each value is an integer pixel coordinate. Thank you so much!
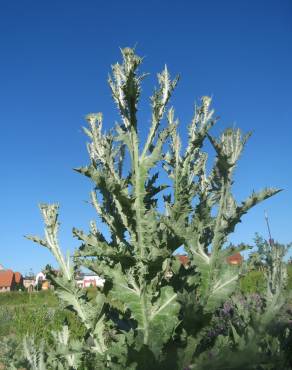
[
  {"left": 176, "top": 252, "right": 243, "bottom": 266},
  {"left": 176, "top": 255, "right": 189, "bottom": 266},
  {"left": 0, "top": 269, "right": 14, "bottom": 288},
  {"left": 14, "top": 272, "right": 22, "bottom": 284},
  {"left": 226, "top": 252, "right": 243, "bottom": 265}
]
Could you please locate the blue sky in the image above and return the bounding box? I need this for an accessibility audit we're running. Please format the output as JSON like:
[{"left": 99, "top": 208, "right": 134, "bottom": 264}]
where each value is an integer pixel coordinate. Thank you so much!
[{"left": 0, "top": 0, "right": 291, "bottom": 274}]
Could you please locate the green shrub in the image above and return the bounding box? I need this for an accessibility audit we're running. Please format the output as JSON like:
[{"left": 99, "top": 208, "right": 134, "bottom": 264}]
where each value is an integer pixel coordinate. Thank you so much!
[{"left": 240, "top": 270, "right": 266, "bottom": 294}]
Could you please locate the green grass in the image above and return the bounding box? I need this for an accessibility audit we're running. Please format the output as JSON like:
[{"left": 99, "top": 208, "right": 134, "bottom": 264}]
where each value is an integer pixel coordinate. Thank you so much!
[
  {"left": 0, "top": 290, "right": 58, "bottom": 306},
  {"left": 0, "top": 290, "right": 90, "bottom": 343},
  {"left": 0, "top": 291, "right": 86, "bottom": 367},
  {"left": 0, "top": 289, "right": 100, "bottom": 366}
]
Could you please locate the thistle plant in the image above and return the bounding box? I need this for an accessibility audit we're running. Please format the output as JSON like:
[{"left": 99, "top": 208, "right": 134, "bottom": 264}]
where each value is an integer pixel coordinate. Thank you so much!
[
  {"left": 196, "top": 235, "right": 292, "bottom": 370},
  {"left": 25, "top": 48, "right": 282, "bottom": 369}
]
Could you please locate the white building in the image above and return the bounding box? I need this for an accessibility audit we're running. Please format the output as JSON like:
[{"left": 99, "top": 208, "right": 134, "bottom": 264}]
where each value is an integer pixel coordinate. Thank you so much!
[
  {"left": 35, "top": 271, "right": 46, "bottom": 287},
  {"left": 76, "top": 274, "right": 105, "bottom": 288}
]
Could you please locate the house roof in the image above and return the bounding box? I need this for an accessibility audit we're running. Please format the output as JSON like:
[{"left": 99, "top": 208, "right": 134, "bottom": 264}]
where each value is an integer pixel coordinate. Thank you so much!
[
  {"left": 0, "top": 269, "right": 14, "bottom": 288},
  {"left": 176, "top": 255, "right": 189, "bottom": 266},
  {"left": 226, "top": 252, "right": 243, "bottom": 265},
  {"left": 176, "top": 252, "right": 243, "bottom": 266},
  {"left": 14, "top": 272, "right": 22, "bottom": 284}
]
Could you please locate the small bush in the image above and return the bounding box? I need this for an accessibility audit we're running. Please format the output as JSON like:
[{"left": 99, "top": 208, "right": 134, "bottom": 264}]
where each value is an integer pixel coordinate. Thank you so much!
[{"left": 240, "top": 270, "right": 266, "bottom": 294}]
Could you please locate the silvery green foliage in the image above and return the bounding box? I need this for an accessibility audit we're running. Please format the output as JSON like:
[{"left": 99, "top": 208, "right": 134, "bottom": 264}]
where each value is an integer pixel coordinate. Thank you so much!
[
  {"left": 253, "top": 235, "right": 290, "bottom": 300},
  {"left": 26, "top": 48, "right": 281, "bottom": 369},
  {"left": 22, "top": 326, "right": 85, "bottom": 370},
  {"left": 190, "top": 237, "right": 291, "bottom": 370},
  {"left": 0, "top": 336, "right": 25, "bottom": 369},
  {"left": 251, "top": 236, "right": 292, "bottom": 325},
  {"left": 23, "top": 338, "right": 47, "bottom": 370}
]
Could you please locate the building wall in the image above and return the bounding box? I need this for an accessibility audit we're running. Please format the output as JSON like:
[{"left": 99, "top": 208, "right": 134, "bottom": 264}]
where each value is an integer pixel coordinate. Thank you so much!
[
  {"left": 76, "top": 275, "right": 105, "bottom": 288},
  {"left": 23, "top": 279, "right": 35, "bottom": 289},
  {"left": 0, "top": 286, "right": 10, "bottom": 292}
]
